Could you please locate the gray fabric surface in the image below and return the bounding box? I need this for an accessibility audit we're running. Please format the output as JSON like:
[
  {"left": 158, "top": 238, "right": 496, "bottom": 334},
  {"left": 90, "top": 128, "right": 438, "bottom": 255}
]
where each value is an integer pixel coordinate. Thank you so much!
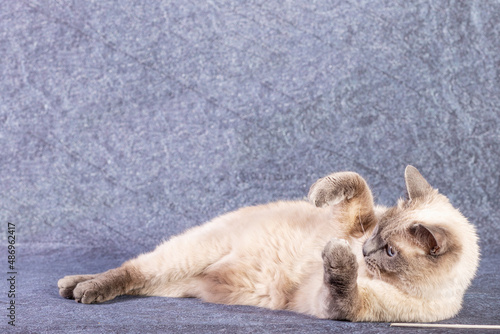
[{"left": 1, "top": 0, "right": 499, "bottom": 332}]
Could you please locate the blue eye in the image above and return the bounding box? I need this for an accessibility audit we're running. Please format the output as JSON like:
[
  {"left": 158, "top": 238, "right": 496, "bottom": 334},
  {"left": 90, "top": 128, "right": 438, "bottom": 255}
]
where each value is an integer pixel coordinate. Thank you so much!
[{"left": 386, "top": 245, "right": 396, "bottom": 257}]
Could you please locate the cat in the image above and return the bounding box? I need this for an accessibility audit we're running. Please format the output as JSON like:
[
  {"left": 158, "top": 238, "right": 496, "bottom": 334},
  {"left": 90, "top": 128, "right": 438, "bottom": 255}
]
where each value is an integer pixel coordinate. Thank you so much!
[{"left": 58, "top": 165, "right": 479, "bottom": 322}]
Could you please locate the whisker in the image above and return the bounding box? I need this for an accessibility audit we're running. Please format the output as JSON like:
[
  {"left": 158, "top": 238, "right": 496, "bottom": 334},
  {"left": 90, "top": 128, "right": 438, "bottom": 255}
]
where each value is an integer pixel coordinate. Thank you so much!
[
  {"left": 359, "top": 207, "right": 366, "bottom": 237},
  {"left": 366, "top": 260, "right": 382, "bottom": 281}
]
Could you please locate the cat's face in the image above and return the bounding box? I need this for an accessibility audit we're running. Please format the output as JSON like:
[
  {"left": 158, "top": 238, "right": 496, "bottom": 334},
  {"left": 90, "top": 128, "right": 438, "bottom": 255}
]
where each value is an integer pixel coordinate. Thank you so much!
[
  {"left": 362, "top": 218, "right": 408, "bottom": 281},
  {"left": 361, "top": 166, "right": 477, "bottom": 296},
  {"left": 362, "top": 205, "right": 453, "bottom": 287}
]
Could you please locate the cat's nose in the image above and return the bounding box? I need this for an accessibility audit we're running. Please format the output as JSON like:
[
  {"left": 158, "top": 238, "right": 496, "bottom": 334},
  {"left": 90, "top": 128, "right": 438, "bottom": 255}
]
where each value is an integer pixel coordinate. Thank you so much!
[{"left": 362, "top": 240, "right": 375, "bottom": 257}]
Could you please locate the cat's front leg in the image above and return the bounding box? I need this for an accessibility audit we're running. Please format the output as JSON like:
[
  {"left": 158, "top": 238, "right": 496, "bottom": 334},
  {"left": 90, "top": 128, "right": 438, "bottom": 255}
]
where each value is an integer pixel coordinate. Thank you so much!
[
  {"left": 321, "top": 240, "right": 457, "bottom": 322},
  {"left": 322, "top": 238, "right": 361, "bottom": 321},
  {"left": 308, "top": 172, "right": 368, "bottom": 207},
  {"left": 308, "top": 172, "right": 376, "bottom": 236}
]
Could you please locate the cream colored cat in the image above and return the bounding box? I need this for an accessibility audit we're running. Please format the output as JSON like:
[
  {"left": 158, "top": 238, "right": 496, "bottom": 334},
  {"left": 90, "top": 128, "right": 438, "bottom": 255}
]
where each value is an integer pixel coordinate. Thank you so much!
[{"left": 58, "top": 166, "right": 479, "bottom": 322}]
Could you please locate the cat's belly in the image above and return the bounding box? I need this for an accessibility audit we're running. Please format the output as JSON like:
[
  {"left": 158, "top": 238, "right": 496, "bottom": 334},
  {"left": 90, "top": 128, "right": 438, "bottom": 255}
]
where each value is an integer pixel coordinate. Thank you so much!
[
  {"left": 193, "top": 216, "right": 337, "bottom": 308},
  {"left": 160, "top": 200, "right": 347, "bottom": 310},
  {"left": 196, "top": 252, "right": 326, "bottom": 310}
]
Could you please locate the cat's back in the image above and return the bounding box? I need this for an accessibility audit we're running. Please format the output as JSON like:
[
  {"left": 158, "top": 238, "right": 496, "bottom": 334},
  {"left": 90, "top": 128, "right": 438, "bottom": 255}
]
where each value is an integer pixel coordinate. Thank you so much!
[{"left": 219, "top": 200, "right": 338, "bottom": 250}]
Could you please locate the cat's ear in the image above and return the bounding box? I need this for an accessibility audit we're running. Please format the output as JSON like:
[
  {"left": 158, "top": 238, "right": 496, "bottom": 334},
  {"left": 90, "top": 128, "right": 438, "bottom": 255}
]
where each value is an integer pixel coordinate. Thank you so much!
[
  {"left": 409, "top": 224, "right": 447, "bottom": 256},
  {"left": 404, "top": 165, "right": 434, "bottom": 200}
]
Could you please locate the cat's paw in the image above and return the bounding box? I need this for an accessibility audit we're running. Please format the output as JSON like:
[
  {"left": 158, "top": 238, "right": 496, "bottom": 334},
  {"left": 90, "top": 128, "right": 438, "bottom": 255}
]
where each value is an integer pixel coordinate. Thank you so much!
[
  {"left": 58, "top": 274, "right": 96, "bottom": 299},
  {"left": 322, "top": 238, "right": 356, "bottom": 269},
  {"left": 71, "top": 279, "right": 114, "bottom": 304},
  {"left": 58, "top": 273, "right": 117, "bottom": 303},
  {"left": 308, "top": 172, "right": 367, "bottom": 208},
  {"left": 322, "top": 238, "right": 358, "bottom": 291}
]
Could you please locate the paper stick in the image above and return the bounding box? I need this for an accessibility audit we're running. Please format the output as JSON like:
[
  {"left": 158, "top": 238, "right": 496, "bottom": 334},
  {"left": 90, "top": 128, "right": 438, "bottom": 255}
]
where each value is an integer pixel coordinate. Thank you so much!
[{"left": 391, "top": 323, "right": 500, "bottom": 329}]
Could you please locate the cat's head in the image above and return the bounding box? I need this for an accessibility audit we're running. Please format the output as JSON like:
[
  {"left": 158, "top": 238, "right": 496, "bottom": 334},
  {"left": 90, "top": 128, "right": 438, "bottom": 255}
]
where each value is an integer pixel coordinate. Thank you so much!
[{"left": 362, "top": 166, "right": 479, "bottom": 299}]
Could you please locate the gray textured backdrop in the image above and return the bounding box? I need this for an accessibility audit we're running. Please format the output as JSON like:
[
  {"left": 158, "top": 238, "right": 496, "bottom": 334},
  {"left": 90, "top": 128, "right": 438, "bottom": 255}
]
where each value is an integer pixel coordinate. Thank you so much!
[{"left": 1, "top": 0, "right": 499, "bottom": 333}]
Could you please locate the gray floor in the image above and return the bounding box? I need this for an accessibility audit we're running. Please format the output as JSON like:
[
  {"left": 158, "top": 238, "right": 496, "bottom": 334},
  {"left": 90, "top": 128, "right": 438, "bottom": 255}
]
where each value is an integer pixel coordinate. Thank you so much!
[{"left": 1, "top": 0, "right": 499, "bottom": 332}]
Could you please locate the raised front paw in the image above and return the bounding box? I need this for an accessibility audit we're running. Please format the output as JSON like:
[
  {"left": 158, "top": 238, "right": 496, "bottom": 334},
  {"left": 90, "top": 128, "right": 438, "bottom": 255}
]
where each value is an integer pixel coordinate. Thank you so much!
[
  {"left": 322, "top": 238, "right": 358, "bottom": 293},
  {"left": 308, "top": 172, "right": 367, "bottom": 208}
]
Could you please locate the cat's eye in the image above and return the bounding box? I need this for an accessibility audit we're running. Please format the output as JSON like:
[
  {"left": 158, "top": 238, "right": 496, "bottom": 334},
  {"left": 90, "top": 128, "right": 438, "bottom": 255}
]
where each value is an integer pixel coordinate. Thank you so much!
[{"left": 386, "top": 245, "right": 396, "bottom": 257}]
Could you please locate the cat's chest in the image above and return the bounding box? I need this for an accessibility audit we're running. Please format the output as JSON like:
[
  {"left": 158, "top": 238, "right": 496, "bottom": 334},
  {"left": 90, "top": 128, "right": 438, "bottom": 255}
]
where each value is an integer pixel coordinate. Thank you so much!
[{"left": 349, "top": 236, "right": 371, "bottom": 278}]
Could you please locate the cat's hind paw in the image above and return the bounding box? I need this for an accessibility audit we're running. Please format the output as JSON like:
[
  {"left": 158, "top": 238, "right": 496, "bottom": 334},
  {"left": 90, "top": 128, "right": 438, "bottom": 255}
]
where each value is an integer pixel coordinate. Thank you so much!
[
  {"left": 58, "top": 274, "right": 96, "bottom": 300},
  {"left": 58, "top": 274, "right": 115, "bottom": 303},
  {"left": 71, "top": 279, "right": 113, "bottom": 304},
  {"left": 58, "top": 267, "right": 134, "bottom": 304}
]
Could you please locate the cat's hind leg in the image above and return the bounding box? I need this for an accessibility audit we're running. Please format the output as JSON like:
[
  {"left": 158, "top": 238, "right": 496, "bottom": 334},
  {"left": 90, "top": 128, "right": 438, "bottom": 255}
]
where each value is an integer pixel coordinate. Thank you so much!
[
  {"left": 58, "top": 266, "right": 143, "bottom": 303},
  {"left": 58, "top": 274, "right": 97, "bottom": 299},
  {"left": 58, "top": 218, "right": 234, "bottom": 303}
]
